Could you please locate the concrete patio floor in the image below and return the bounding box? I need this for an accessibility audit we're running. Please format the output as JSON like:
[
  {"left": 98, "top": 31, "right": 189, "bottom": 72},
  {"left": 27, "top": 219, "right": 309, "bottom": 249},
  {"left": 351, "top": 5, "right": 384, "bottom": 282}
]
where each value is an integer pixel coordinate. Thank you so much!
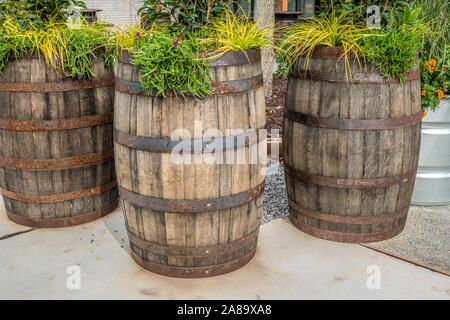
[{"left": 0, "top": 197, "right": 449, "bottom": 300}]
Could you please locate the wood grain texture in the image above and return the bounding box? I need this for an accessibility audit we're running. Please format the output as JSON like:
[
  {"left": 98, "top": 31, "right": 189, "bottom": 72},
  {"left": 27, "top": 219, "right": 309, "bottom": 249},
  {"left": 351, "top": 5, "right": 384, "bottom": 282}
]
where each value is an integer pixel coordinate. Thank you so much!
[
  {"left": 115, "top": 50, "right": 266, "bottom": 278},
  {"left": 0, "top": 56, "right": 118, "bottom": 227},
  {"left": 284, "top": 51, "right": 421, "bottom": 243}
]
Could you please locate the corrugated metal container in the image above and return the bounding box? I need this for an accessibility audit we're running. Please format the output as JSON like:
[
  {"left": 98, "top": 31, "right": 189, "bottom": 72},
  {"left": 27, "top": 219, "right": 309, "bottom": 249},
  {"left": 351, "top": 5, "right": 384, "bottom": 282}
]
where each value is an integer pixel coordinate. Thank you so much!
[{"left": 412, "top": 99, "right": 450, "bottom": 205}]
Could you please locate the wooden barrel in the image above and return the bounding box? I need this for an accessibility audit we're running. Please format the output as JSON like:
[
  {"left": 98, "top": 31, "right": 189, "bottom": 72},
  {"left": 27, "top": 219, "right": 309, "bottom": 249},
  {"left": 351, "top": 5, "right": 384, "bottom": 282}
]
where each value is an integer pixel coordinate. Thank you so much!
[
  {"left": 283, "top": 47, "right": 422, "bottom": 243},
  {"left": 0, "top": 54, "right": 118, "bottom": 228},
  {"left": 115, "top": 49, "right": 266, "bottom": 278}
]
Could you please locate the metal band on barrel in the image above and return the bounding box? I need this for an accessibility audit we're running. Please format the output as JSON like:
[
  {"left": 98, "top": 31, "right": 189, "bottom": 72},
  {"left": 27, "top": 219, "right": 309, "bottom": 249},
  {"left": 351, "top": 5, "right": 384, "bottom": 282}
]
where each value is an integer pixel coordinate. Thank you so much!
[
  {"left": 288, "top": 199, "right": 409, "bottom": 224},
  {"left": 1, "top": 180, "right": 117, "bottom": 204},
  {"left": 0, "top": 113, "right": 113, "bottom": 132},
  {"left": 130, "top": 246, "right": 257, "bottom": 278},
  {"left": 291, "top": 69, "right": 420, "bottom": 84},
  {"left": 114, "top": 128, "right": 262, "bottom": 154},
  {"left": 285, "top": 164, "right": 417, "bottom": 189},
  {"left": 290, "top": 216, "right": 407, "bottom": 243},
  {"left": 0, "top": 149, "right": 114, "bottom": 171},
  {"left": 128, "top": 228, "right": 259, "bottom": 258},
  {"left": 115, "top": 74, "right": 264, "bottom": 97},
  {"left": 6, "top": 199, "right": 118, "bottom": 228},
  {"left": 0, "top": 77, "right": 115, "bottom": 92},
  {"left": 284, "top": 110, "right": 423, "bottom": 131},
  {"left": 119, "top": 182, "right": 265, "bottom": 213}
]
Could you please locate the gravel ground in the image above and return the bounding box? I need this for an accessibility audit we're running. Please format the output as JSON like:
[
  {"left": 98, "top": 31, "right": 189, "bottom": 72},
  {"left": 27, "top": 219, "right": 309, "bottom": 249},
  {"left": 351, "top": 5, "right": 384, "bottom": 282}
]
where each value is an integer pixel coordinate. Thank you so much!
[
  {"left": 368, "top": 205, "right": 450, "bottom": 273},
  {"left": 262, "top": 158, "right": 289, "bottom": 224},
  {"left": 261, "top": 160, "right": 450, "bottom": 273}
]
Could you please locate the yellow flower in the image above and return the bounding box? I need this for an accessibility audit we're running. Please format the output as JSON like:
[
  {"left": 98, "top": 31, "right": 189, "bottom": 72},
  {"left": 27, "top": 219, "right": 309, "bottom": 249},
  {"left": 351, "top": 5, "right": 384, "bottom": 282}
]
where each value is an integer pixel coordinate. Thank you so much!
[
  {"left": 421, "top": 90, "right": 427, "bottom": 96},
  {"left": 437, "top": 89, "right": 444, "bottom": 100}
]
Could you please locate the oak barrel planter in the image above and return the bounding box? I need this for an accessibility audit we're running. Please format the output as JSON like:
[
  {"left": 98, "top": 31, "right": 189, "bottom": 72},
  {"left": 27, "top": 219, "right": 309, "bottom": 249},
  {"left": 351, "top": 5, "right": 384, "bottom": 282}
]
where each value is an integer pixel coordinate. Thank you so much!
[
  {"left": 283, "top": 47, "right": 422, "bottom": 243},
  {"left": 0, "top": 54, "right": 118, "bottom": 228},
  {"left": 115, "top": 49, "right": 266, "bottom": 278}
]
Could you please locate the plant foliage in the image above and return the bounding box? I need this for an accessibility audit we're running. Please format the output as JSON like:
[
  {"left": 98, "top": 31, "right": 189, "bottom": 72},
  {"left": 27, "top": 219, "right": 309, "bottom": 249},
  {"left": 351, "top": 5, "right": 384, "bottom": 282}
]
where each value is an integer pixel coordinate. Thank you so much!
[
  {"left": 116, "top": 9, "right": 272, "bottom": 98},
  {"left": 412, "top": 0, "right": 449, "bottom": 111},
  {"left": 0, "top": 0, "right": 87, "bottom": 27},
  {"left": 0, "top": 19, "right": 116, "bottom": 79},
  {"left": 202, "top": 11, "right": 273, "bottom": 56},
  {"left": 130, "top": 30, "right": 212, "bottom": 98},
  {"left": 276, "top": 11, "right": 373, "bottom": 79},
  {"left": 138, "top": 0, "right": 234, "bottom": 31}
]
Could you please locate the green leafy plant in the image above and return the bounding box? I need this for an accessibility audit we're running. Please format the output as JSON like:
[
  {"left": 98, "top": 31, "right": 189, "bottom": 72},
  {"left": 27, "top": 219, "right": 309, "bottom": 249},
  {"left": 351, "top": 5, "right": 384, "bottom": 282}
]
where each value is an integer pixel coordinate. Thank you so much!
[
  {"left": 130, "top": 30, "right": 212, "bottom": 98},
  {"left": 137, "top": 0, "right": 234, "bottom": 31},
  {"left": 411, "top": 0, "right": 449, "bottom": 111},
  {"left": 276, "top": 11, "right": 373, "bottom": 78},
  {"left": 359, "top": 26, "right": 422, "bottom": 84},
  {"left": 359, "top": 4, "right": 428, "bottom": 85},
  {"left": 318, "top": 0, "right": 408, "bottom": 26},
  {"left": 117, "top": 8, "right": 273, "bottom": 98},
  {"left": 0, "top": 19, "right": 116, "bottom": 79},
  {"left": 0, "top": 0, "right": 87, "bottom": 28}
]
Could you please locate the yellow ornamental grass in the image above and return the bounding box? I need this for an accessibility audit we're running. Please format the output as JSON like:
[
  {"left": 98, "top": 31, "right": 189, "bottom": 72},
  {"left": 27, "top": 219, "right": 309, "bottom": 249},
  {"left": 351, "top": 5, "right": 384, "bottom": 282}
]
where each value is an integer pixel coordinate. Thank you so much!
[
  {"left": 203, "top": 12, "right": 274, "bottom": 58},
  {"left": 2, "top": 17, "right": 116, "bottom": 78},
  {"left": 278, "top": 12, "right": 378, "bottom": 80}
]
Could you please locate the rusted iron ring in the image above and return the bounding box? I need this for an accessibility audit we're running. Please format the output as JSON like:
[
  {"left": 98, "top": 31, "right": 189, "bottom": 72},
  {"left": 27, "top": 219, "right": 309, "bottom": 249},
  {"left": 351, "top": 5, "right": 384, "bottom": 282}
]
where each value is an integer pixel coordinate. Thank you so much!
[
  {"left": 0, "top": 113, "right": 113, "bottom": 132},
  {"left": 130, "top": 246, "right": 257, "bottom": 278},
  {"left": 1, "top": 180, "right": 117, "bottom": 204},
  {"left": 115, "top": 74, "right": 264, "bottom": 97},
  {"left": 119, "top": 181, "right": 265, "bottom": 213},
  {"left": 285, "top": 164, "right": 417, "bottom": 189},
  {"left": 114, "top": 128, "right": 264, "bottom": 154},
  {"left": 6, "top": 199, "right": 118, "bottom": 228},
  {"left": 288, "top": 199, "right": 409, "bottom": 225},
  {"left": 0, "top": 77, "right": 115, "bottom": 93},
  {"left": 291, "top": 69, "right": 420, "bottom": 84},
  {"left": 0, "top": 149, "right": 114, "bottom": 171},
  {"left": 284, "top": 110, "right": 423, "bottom": 131},
  {"left": 290, "top": 216, "right": 407, "bottom": 243},
  {"left": 128, "top": 228, "right": 259, "bottom": 258}
]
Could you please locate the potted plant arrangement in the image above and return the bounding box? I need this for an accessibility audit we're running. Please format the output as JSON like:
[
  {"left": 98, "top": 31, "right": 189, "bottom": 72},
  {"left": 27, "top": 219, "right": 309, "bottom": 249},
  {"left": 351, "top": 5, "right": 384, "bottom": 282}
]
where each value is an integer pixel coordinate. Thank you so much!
[
  {"left": 114, "top": 1, "right": 272, "bottom": 277},
  {"left": 411, "top": 0, "right": 449, "bottom": 205},
  {"left": 277, "top": 3, "right": 427, "bottom": 243},
  {"left": 0, "top": 0, "right": 118, "bottom": 228}
]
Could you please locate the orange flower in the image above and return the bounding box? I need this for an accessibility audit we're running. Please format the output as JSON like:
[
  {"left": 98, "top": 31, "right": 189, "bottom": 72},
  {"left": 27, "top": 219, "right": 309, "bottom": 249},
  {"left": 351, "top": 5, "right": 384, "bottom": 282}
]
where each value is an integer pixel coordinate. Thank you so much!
[
  {"left": 437, "top": 89, "right": 444, "bottom": 99},
  {"left": 428, "top": 65, "right": 435, "bottom": 73},
  {"left": 444, "top": 84, "right": 448, "bottom": 89},
  {"left": 422, "top": 111, "right": 427, "bottom": 119},
  {"left": 421, "top": 90, "right": 427, "bottom": 96},
  {"left": 429, "top": 59, "right": 437, "bottom": 67},
  {"left": 444, "top": 66, "right": 448, "bottom": 71}
]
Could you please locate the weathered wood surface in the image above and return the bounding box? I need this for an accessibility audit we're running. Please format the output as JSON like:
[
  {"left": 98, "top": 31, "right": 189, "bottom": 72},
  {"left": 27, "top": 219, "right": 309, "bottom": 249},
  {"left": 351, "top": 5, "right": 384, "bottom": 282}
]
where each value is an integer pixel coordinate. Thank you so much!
[
  {"left": 0, "top": 55, "right": 118, "bottom": 228},
  {"left": 283, "top": 48, "right": 422, "bottom": 243},
  {"left": 115, "top": 50, "right": 267, "bottom": 278}
]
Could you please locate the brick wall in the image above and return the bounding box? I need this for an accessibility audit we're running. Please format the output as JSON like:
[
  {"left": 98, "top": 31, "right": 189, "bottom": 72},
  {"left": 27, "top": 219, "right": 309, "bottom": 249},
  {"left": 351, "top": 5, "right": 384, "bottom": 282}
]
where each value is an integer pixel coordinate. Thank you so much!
[{"left": 83, "top": 0, "right": 145, "bottom": 26}]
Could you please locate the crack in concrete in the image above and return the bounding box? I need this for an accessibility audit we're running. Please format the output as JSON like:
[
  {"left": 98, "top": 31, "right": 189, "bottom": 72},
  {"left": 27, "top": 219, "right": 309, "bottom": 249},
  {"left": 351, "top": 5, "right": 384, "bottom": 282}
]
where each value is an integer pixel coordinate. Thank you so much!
[{"left": 0, "top": 228, "right": 37, "bottom": 241}]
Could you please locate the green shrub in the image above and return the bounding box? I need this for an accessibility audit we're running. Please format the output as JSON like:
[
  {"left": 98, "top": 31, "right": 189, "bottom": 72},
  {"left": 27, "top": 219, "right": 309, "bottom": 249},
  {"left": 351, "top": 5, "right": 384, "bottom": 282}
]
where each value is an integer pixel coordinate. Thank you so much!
[
  {"left": 359, "top": 25, "right": 423, "bottom": 84},
  {"left": 130, "top": 30, "right": 212, "bottom": 98}
]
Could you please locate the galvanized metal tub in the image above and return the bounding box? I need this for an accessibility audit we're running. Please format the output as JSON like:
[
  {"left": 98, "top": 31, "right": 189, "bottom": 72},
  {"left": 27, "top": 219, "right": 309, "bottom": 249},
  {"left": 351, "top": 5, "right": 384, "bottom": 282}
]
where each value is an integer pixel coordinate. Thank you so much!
[{"left": 412, "top": 99, "right": 450, "bottom": 205}]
